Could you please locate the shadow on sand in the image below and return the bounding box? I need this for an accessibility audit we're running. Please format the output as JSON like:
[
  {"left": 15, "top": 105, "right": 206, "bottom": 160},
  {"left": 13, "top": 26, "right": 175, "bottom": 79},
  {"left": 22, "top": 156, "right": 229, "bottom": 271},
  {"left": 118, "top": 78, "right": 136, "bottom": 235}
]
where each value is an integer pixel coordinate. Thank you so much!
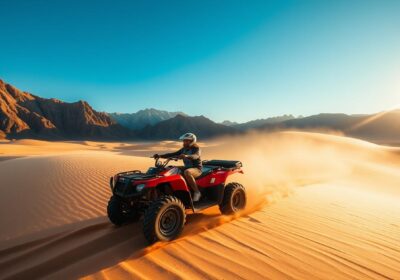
[{"left": 0, "top": 207, "right": 233, "bottom": 279}]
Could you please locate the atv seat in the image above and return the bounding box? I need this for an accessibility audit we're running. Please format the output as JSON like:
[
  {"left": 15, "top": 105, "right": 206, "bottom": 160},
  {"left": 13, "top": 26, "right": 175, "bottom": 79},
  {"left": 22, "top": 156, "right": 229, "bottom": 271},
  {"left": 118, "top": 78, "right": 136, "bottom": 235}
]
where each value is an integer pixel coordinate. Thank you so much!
[
  {"left": 196, "top": 166, "right": 217, "bottom": 179},
  {"left": 202, "top": 160, "right": 242, "bottom": 169}
]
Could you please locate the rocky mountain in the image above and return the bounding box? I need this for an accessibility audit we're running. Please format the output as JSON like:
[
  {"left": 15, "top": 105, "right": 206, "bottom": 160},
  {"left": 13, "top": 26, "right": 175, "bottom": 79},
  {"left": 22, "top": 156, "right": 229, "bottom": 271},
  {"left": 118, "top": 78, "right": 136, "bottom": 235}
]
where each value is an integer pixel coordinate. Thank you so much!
[
  {"left": 0, "top": 80, "right": 131, "bottom": 139},
  {"left": 138, "top": 114, "right": 237, "bottom": 140},
  {"left": 109, "top": 109, "right": 186, "bottom": 130}
]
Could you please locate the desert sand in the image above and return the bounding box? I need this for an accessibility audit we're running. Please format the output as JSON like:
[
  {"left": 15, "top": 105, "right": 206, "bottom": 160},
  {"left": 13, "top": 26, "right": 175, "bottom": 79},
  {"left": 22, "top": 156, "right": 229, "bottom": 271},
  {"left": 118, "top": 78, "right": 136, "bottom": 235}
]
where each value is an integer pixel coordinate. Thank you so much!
[{"left": 0, "top": 132, "right": 400, "bottom": 279}]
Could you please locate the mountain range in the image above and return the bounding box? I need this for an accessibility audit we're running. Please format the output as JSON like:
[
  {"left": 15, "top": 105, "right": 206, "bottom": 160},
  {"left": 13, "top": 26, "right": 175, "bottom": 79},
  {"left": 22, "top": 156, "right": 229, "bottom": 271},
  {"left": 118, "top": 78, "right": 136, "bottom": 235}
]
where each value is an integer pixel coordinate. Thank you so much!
[
  {"left": 109, "top": 109, "right": 185, "bottom": 130},
  {"left": 1, "top": 79, "right": 399, "bottom": 143},
  {"left": 138, "top": 114, "right": 237, "bottom": 140}
]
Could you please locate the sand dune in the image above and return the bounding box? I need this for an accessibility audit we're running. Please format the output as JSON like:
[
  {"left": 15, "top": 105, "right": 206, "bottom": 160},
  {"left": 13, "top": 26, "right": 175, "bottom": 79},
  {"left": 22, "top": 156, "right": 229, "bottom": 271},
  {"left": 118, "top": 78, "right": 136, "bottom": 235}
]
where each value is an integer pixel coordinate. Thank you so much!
[
  {"left": 0, "top": 132, "right": 400, "bottom": 279},
  {"left": 0, "top": 153, "right": 153, "bottom": 242},
  {"left": 87, "top": 185, "right": 400, "bottom": 280}
]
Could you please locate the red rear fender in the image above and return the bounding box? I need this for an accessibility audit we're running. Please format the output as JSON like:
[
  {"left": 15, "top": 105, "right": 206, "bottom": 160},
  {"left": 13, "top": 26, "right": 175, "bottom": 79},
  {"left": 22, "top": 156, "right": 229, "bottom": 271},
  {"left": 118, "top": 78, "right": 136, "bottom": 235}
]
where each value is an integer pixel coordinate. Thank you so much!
[{"left": 197, "top": 168, "right": 243, "bottom": 188}]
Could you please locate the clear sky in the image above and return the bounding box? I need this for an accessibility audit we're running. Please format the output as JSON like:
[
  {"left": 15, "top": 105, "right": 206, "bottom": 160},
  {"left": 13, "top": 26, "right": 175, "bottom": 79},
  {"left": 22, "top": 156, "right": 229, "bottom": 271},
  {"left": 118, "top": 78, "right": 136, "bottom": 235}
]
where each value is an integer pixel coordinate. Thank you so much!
[{"left": 1, "top": 0, "right": 399, "bottom": 122}]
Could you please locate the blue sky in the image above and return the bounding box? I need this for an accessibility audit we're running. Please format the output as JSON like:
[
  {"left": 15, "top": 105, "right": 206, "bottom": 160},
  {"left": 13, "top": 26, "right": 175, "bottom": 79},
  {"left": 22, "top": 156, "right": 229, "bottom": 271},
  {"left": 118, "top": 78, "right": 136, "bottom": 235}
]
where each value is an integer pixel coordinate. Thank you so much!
[{"left": 1, "top": 0, "right": 399, "bottom": 122}]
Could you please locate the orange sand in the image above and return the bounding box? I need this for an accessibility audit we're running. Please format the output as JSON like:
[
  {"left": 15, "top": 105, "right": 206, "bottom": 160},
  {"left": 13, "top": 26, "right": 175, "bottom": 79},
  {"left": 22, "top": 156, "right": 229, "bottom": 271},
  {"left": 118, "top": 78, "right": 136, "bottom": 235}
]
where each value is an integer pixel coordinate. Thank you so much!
[{"left": 0, "top": 132, "right": 399, "bottom": 279}]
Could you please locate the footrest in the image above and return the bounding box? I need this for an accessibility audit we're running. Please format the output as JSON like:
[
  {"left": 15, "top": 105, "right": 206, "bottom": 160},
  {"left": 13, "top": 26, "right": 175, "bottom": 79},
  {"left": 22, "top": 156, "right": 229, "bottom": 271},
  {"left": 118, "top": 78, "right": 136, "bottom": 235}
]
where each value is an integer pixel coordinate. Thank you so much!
[{"left": 192, "top": 199, "right": 218, "bottom": 212}]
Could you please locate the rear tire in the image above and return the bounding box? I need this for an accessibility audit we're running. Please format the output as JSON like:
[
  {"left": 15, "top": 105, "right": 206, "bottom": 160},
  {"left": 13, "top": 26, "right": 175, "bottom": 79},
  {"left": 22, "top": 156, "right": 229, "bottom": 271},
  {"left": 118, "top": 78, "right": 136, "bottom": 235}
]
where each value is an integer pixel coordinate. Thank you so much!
[
  {"left": 143, "top": 195, "right": 186, "bottom": 244},
  {"left": 107, "top": 196, "right": 140, "bottom": 226},
  {"left": 219, "top": 183, "right": 246, "bottom": 215}
]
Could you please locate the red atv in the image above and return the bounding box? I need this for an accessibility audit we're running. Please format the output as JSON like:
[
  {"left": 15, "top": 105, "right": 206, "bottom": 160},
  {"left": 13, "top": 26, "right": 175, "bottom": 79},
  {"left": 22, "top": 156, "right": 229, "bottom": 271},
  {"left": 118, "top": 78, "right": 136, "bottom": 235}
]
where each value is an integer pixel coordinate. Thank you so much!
[{"left": 108, "top": 157, "right": 246, "bottom": 244}]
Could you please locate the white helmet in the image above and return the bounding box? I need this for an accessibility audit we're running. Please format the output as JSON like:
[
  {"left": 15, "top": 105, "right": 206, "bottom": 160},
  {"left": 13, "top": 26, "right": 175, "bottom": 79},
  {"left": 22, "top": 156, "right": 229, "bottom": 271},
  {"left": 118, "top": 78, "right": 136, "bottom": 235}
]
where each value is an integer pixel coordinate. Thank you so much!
[{"left": 179, "top": 132, "right": 197, "bottom": 145}]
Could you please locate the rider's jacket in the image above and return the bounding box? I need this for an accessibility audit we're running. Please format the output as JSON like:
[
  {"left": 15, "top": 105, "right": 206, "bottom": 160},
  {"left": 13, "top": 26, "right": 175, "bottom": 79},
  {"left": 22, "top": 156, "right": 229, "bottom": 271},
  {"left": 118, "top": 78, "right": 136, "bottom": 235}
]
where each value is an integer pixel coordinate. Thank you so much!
[{"left": 160, "top": 144, "right": 202, "bottom": 169}]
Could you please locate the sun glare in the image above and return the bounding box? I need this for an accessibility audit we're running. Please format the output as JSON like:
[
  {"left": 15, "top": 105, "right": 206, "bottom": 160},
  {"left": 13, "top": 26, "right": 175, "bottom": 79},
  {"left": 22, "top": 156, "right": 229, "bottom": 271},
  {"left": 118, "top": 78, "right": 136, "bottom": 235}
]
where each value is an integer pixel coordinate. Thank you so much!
[{"left": 349, "top": 103, "right": 400, "bottom": 131}]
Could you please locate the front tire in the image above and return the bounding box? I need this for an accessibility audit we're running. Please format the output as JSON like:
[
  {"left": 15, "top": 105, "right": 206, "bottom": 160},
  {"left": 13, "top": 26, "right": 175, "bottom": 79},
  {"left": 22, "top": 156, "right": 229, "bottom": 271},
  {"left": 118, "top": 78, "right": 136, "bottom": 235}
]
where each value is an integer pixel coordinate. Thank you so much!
[
  {"left": 143, "top": 195, "right": 186, "bottom": 244},
  {"left": 219, "top": 183, "right": 246, "bottom": 215},
  {"left": 107, "top": 196, "right": 140, "bottom": 226}
]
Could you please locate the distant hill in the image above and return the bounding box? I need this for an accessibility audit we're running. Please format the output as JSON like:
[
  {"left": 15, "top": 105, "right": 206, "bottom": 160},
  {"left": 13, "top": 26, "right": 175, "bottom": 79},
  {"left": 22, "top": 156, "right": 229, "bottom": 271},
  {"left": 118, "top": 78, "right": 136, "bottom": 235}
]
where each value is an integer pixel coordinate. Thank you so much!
[
  {"left": 259, "top": 112, "right": 400, "bottom": 143},
  {"left": 233, "top": 114, "right": 296, "bottom": 130},
  {"left": 265, "top": 113, "right": 363, "bottom": 130},
  {"left": 220, "top": 120, "right": 239, "bottom": 126},
  {"left": 0, "top": 80, "right": 131, "bottom": 140},
  {"left": 347, "top": 110, "right": 400, "bottom": 142},
  {"left": 109, "top": 109, "right": 186, "bottom": 130},
  {"left": 138, "top": 114, "right": 237, "bottom": 140}
]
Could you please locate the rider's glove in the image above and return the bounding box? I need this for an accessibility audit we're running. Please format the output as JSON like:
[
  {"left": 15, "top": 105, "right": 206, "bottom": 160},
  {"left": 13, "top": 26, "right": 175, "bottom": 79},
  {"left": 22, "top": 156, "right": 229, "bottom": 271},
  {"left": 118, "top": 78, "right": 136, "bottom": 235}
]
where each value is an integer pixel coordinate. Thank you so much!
[{"left": 153, "top": 154, "right": 160, "bottom": 159}]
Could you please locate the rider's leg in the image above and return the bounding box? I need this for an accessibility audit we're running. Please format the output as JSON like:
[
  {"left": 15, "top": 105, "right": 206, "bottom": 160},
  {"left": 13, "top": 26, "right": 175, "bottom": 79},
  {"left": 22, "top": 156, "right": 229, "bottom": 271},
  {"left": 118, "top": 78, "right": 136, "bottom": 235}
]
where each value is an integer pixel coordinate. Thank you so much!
[{"left": 183, "top": 168, "right": 202, "bottom": 201}]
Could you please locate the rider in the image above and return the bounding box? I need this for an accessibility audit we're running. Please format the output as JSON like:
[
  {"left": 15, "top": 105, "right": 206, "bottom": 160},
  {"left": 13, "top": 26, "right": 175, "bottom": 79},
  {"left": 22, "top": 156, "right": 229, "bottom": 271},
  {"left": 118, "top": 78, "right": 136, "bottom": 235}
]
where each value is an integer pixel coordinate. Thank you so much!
[{"left": 153, "top": 133, "right": 202, "bottom": 202}]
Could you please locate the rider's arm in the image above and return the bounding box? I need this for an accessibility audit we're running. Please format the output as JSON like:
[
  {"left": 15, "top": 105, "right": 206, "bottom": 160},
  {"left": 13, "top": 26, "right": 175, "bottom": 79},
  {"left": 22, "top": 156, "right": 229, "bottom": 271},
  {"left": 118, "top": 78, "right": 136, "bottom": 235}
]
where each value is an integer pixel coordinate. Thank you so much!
[
  {"left": 186, "top": 147, "right": 201, "bottom": 160},
  {"left": 160, "top": 148, "right": 183, "bottom": 158}
]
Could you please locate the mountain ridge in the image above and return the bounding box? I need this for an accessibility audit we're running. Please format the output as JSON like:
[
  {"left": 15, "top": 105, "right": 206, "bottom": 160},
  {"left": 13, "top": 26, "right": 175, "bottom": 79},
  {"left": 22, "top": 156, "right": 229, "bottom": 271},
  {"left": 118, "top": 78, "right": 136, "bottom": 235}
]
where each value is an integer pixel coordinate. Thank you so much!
[
  {"left": 109, "top": 109, "right": 186, "bottom": 130},
  {"left": 138, "top": 114, "right": 237, "bottom": 140},
  {"left": 1, "top": 79, "right": 400, "bottom": 143}
]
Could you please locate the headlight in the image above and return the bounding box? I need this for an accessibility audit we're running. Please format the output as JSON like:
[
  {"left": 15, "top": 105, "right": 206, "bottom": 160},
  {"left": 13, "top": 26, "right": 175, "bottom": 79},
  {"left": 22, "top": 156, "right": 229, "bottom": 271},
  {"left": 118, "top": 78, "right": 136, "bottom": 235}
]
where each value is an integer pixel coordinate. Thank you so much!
[
  {"left": 110, "top": 175, "right": 118, "bottom": 191},
  {"left": 136, "top": 184, "right": 146, "bottom": 192}
]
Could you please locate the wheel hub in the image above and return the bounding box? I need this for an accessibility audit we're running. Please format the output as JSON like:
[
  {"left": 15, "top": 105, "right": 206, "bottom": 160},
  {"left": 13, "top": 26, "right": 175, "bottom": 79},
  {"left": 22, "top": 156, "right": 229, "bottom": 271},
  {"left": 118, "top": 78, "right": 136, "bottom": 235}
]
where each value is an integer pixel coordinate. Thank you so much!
[
  {"left": 232, "top": 191, "right": 244, "bottom": 211},
  {"left": 159, "top": 208, "right": 180, "bottom": 236}
]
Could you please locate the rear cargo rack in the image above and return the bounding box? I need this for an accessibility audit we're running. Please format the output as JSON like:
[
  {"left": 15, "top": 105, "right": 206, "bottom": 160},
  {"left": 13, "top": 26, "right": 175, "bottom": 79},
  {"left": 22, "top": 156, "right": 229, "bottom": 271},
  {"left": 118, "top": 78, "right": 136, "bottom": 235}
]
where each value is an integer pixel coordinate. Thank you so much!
[
  {"left": 202, "top": 160, "right": 242, "bottom": 169},
  {"left": 117, "top": 170, "right": 142, "bottom": 176}
]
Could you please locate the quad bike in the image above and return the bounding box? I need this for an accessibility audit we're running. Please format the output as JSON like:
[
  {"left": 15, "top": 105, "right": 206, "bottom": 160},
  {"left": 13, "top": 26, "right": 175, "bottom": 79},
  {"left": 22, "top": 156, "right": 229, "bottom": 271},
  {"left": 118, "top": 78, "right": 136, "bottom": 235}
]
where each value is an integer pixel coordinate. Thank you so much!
[{"left": 108, "top": 157, "right": 246, "bottom": 244}]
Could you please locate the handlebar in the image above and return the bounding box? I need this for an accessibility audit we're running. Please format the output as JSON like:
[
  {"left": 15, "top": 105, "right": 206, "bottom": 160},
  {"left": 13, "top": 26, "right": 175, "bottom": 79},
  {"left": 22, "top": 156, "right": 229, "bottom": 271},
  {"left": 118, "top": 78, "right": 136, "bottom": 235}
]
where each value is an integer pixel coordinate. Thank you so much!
[{"left": 150, "top": 156, "right": 179, "bottom": 168}]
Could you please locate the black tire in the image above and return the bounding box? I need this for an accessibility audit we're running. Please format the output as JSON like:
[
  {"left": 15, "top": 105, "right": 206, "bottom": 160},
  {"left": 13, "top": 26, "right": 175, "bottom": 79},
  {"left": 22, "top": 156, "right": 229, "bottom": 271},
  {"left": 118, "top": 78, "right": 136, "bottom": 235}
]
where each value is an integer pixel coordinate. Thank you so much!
[
  {"left": 143, "top": 195, "right": 186, "bottom": 244},
  {"left": 219, "top": 182, "right": 246, "bottom": 215},
  {"left": 107, "top": 196, "right": 140, "bottom": 226}
]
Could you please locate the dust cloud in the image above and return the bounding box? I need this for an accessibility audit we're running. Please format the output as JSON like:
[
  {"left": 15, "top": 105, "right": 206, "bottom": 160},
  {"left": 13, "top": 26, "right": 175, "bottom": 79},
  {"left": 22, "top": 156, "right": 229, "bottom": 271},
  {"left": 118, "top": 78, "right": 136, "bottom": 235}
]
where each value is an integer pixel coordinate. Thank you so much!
[{"left": 202, "top": 131, "right": 399, "bottom": 207}]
